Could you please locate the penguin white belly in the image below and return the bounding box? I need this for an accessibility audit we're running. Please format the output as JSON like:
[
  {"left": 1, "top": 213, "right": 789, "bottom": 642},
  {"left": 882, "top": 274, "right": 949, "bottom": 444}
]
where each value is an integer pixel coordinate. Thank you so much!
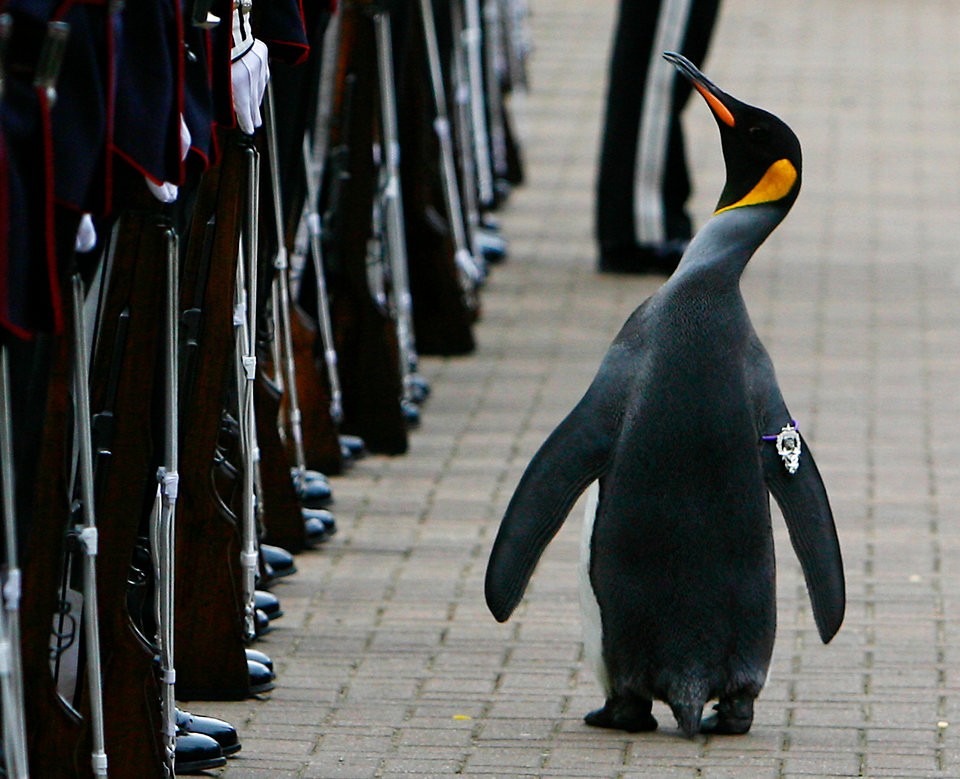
[{"left": 579, "top": 481, "right": 610, "bottom": 696}]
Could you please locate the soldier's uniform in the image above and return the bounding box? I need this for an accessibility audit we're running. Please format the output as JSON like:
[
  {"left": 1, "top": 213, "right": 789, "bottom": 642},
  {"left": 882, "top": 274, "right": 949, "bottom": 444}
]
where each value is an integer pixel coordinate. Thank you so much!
[
  {"left": 0, "top": 0, "right": 73, "bottom": 339},
  {"left": 596, "top": 0, "right": 721, "bottom": 274}
]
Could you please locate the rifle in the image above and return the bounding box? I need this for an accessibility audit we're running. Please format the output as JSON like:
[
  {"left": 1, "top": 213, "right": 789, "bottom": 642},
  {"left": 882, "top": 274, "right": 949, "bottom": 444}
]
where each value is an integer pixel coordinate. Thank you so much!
[
  {"left": 18, "top": 314, "right": 85, "bottom": 778},
  {"left": 232, "top": 143, "right": 262, "bottom": 645},
  {"left": 78, "top": 201, "right": 176, "bottom": 777},
  {"left": 324, "top": 1, "right": 408, "bottom": 455},
  {"left": 501, "top": 0, "right": 531, "bottom": 94},
  {"left": 151, "top": 220, "right": 180, "bottom": 773},
  {"left": 483, "top": 0, "right": 526, "bottom": 191},
  {"left": 286, "top": 305, "right": 342, "bottom": 475},
  {"left": 263, "top": 82, "right": 311, "bottom": 493},
  {"left": 0, "top": 344, "right": 30, "bottom": 778},
  {"left": 287, "top": 8, "right": 348, "bottom": 474},
  {"left": 66, "top": 272, "right": 109, "bottom": 778},
  {"left": 392, "top": 0, "right": 480, "bottom": 356},
  {"left": 174, "top": 131, "right": 254, "bottom": 701},
  {"left": 253, "top": 370, "right": 312, "bottom": 553},
  {"left": 18, "top": 230, "right": 120, "bottom": 779},
  {"left": 254, "top": 84, "right": 331, "bottom": 553},
  {"left": 461, "top": 0, "right": 495, "bottom": 210},
  {"left": 371, "top": 7, "right": 430, "bottom": 418},
  {"left": 0, "top": 19, "right": 29, "bottom": 771},
  {"left": 440, "top": 0, "right": 509, "bottom": 279},
  {"left": 482, "top": 0, "right": 508, "bottom": 190}
]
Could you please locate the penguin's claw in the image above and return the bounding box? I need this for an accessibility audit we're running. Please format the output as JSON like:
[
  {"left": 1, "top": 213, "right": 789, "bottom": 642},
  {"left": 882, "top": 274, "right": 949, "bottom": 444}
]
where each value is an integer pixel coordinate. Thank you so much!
[
  {"left": 699, "top": 699, "right": 754, "bottom": 735},
  {"left": 584, "top": 697, "right": 658, "bottom": 733}
]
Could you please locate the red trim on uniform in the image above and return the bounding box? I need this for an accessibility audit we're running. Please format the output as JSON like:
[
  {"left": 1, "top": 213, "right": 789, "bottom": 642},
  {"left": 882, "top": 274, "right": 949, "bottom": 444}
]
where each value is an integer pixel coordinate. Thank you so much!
[
  {"left": 293, "top": 0, "right": 310, "bottom": 64},
  {"left": 264, "top": 38, "right": 310, "bottom": 66},
  {"left": 39, "top": 89, "right": 64, "bottom": 335},
  {"left": 110, "top": 145, "right": 166, "bottom": 186},
  {"left": 188, "top": 144, "right": 211, "bottom": 171},
  {"left": 52, "top": 0, "right": 78, "bottom": 20},
  {"left": 52, "top": 198, "right": 84, "bottom": 212},
  {"left": 209, "top": 127, "right": 222, "bottom": 166},
  {"left": 0, "top": 320, "right": 34, "bottom": 341},
  {"left": 204, "top": 29, "right": 224, "bottom": 167},
  {"left": 262, "top": 0, "right": 310, "bottom": 64}
]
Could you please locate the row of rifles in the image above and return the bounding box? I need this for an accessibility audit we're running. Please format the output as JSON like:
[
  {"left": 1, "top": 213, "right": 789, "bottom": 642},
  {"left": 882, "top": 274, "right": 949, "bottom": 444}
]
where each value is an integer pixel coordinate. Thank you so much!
[{"left": 0, "top": 0, "right": 530, "bottom": 776}]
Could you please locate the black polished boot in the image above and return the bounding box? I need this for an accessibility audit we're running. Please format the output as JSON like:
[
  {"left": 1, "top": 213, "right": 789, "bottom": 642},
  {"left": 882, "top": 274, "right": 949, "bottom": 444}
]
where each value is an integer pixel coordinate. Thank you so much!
[
  {"left": 255, "top": 589, "right": 283, "bottom": 620},
  {"left": 174, "top": 731, "right": 226, "bottom": 774},
  {"left": 245, "top": 647, "right": 273, "bottom": 672},
  {"left": 402, "top": 399, "right": 421, "bottom": 428},
  {"left": 294, "top": 469, "right": 333, "bottom": 509},
  {"left": 248, "top": 658, "right": 276, "bottom": 694},
  {"left": 340, "top": 434, "right": 366, "bottom": 461},
  {"left": 176, "top": 708, "right": 241, "bottom": 757},
  {"left": 261, "top": 543, "right": 297, "bottom": 578},
  {"left": 254, "top": 608, "right": 271, "bottom": 637},
  {"left": 407, "top": 374, "right": 431, "bottom": 405},
  {"left": 303, "top": 507, "right": 336, "bottom": 536},
  {"left": 303, "top": 510, "right": 332, "bottom": 547}
]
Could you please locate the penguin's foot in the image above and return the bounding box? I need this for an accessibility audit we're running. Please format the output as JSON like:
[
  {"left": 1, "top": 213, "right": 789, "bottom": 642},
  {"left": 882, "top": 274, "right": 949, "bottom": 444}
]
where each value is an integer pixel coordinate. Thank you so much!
[
  {"left": 584, "top": 695, "right": 658, "bottom": 733},
  {"left": 699, "top": 696, "right": 754, "bottom": 736}
]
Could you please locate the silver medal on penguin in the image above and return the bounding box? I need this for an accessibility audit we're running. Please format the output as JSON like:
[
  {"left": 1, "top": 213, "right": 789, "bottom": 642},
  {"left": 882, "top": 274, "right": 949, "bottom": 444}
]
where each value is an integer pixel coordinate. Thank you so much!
[{"left": 774, "top": 423, "right": 801, "bottom": 474}]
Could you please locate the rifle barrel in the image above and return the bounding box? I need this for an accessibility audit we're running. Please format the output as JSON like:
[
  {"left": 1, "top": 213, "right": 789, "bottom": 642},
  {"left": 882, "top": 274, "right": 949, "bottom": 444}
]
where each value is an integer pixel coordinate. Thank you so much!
[{"left": 69, "top": 274, "right": 109, "bottom": 777}]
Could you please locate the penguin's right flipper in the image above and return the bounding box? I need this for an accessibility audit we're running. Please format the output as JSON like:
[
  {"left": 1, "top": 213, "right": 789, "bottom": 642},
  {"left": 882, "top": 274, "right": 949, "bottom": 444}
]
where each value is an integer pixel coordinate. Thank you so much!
[{"left": 484, "top": 344, "right": 633, "bottom": 622}]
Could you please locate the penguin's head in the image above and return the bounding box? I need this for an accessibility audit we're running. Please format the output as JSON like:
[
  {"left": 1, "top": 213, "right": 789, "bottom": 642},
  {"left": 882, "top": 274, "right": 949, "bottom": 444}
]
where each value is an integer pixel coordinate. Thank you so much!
[{"left": 663, "top": 52, "right": 802, "bottom": 217}]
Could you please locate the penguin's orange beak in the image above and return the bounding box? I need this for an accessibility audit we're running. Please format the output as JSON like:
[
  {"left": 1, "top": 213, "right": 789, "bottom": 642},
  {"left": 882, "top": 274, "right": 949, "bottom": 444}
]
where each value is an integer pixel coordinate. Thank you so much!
[{"left": 663, "top": 52, "right": 736, "bottom": 128}]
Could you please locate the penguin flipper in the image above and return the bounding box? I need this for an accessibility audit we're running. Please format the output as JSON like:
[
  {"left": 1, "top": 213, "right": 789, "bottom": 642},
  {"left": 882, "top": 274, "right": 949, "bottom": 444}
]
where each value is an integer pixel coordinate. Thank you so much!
[
  {"left": 762, "top": 440, "right": 845, "bottom": 643},
  {"left": 485, "top": 369, "right": 625, "bottom": 622},
  {"left": 749, "top": 336, "right": 845, "bottom": 643}
]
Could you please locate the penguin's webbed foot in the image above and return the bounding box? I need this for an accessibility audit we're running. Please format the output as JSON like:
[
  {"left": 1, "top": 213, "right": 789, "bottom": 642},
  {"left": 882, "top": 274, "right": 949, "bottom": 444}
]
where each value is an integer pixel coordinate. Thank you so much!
[
  {"left": 699, "top": 696, "right": 754, "bottom": 736},
  {"left": 584, "top": 695, "right": 658, "bottom": 733}
]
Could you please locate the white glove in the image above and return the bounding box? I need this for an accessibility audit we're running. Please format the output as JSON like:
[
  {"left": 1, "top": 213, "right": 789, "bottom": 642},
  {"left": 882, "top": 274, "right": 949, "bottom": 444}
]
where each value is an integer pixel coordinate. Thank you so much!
[
  {"left": 146, "top": 180, "right": 179, "bottom": 203},
  {"left": 231, "top": 38, "right": 269, "bottom": 135},
  {"left": 146, "top": 115, "right": 192, "bottom": 203},
  {"left": 75, "top": 213, "right": 97, "bottom": 253}
]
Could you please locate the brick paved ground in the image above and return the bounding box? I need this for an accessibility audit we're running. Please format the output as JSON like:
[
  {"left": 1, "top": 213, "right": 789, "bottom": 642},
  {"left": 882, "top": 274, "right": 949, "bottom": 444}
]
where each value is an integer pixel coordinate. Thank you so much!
[{"left": 198, "top": 1, "right": 960, "bottom": 776}]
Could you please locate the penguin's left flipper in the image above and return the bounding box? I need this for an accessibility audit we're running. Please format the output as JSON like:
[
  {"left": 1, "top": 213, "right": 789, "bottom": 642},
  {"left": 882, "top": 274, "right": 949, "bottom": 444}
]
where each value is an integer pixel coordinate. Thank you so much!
[
  {"left": 748, "top": 337, "right": 845, "bottom": 643},
  {"left": 762, "top": 436, "right": 845, "bottom": 643},
  {"left": 485, "top": 343, "right": 633, "bottom": 623}
]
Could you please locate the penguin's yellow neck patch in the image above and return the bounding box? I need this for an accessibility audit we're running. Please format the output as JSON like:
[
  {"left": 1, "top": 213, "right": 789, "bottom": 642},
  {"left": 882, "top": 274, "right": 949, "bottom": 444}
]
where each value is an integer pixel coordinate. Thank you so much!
[{"left": 715, "top": 158, "right": 798, "bottom": 214}]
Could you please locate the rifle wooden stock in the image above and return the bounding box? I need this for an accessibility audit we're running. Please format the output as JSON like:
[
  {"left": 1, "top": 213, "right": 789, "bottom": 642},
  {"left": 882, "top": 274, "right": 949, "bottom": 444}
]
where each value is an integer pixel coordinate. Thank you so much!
[
  {"left": 174, "top": 133, "right": 251, "bottom": 701},
  {"left": 253, "top": 365, "right": 311, "bottom": 552},
  {"left": 288, "top": 305, "right": 344, "bottom": 474},
  {"left": 84, "top": 204, "right": 168, "bottom": 777},
  {"left": 19, "top": 330, "right": 87, "bottom": 778},
  {"left": 327, "top": 5, "right": 408, "bottom": 455}
]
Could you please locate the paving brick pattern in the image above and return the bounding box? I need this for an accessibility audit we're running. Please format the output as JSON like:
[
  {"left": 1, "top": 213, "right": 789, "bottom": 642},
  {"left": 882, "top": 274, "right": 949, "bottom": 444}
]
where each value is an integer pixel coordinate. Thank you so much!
[{"left": 198, "top": 1, "right": 960, "bottom": 776}]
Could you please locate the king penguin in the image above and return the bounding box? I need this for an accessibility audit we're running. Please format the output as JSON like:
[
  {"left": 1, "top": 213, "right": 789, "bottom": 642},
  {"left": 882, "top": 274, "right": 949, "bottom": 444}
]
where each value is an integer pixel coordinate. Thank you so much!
[{"left": 485, "top": 53, "right": 845, "bottom": 738}]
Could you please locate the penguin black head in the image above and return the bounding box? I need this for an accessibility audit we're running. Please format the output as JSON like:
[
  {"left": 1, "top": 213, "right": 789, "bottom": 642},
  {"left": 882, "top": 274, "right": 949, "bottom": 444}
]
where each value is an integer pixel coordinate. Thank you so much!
[{"left": 663, "top": 52, "right": 802, "bottom": 216}]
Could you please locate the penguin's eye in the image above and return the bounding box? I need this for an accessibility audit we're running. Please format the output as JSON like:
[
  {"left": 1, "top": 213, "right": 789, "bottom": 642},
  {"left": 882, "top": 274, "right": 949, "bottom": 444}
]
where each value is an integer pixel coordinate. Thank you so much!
[{"left": 748, "top": 125, "right": 771, "bottom": 143}]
